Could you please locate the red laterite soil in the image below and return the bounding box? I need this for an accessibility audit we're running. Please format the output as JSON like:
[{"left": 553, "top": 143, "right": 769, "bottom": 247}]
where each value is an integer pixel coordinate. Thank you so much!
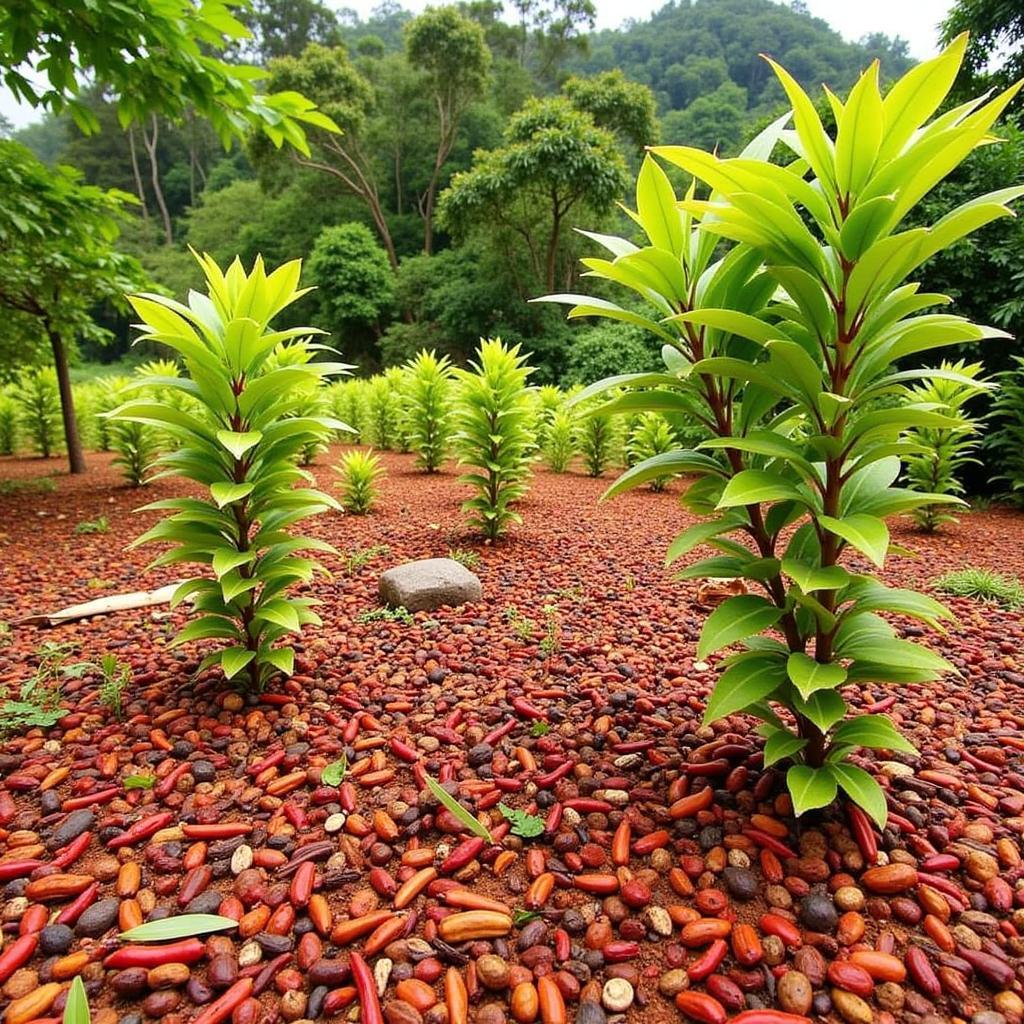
[{"left": 0, "top": 448, "right": 1022, "bottom": 1024}]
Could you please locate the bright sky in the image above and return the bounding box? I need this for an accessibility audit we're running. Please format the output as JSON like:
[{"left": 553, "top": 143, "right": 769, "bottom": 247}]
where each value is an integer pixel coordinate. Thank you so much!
[{"left": 0, "top": 0, "right": 952, "bottom": 131}]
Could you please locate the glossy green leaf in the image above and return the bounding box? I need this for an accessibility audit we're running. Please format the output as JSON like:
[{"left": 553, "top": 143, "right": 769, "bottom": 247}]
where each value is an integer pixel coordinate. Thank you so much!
[
  {"left": 321, "top": 754, "right": 348, "bottom": 787},
  {"left": 818, "top": 514, "right": 889, "bottom": 567},
  {"left": 717, "top": 470, "right": 807, "bottom": 509},
  {"left": 786, "top": 652, "right": 847, "bottom": 699},
  {"left": 704, "top": 654, "right": 788, "bottom": 723},
  {"left": 697, "top": 595, "right": 785, "bottom": 661},
  {"left": 827, "top": 762, "right": 888, "bottom": 829},
  {"left": 793, "top": 689, "right": 847, "bottom": 733},
  {"left": 787, "top": 764, "right": 839, "bottom": 817},
  {"left": 763, "top": 728, "right": 808, "bottom": 767},
  {"left": 830, "top": 714, "right": 916, "bottom": 753},
  {"left": 64, "top": 976, "right": 89, "bottom": 1024}
]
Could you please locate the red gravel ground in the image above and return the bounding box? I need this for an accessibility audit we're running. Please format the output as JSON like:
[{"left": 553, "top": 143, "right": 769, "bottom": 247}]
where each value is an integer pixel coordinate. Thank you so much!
[{"left": 0, "top": 448, "right": 1022, "bottom": 1024}]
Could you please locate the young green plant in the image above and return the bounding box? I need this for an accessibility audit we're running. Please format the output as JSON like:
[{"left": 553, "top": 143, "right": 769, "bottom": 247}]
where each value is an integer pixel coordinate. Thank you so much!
[
  {"left": 903, "top": 360, "right": 988, "bottom": 531},
  {"left": 404, "top": 349, "right": 454, "bottom": 472},
  {"left": 452, "top": 339, "right": 536, "bottom": 541},
  {"left": 115, "top": 253, "right": 352, "bottom": 689},
  {"left": 545, "top": 39, "right": 1022, "bottom": 827},
  {"left": 336, "top": 449, "right": 384, "bottom": 514}
]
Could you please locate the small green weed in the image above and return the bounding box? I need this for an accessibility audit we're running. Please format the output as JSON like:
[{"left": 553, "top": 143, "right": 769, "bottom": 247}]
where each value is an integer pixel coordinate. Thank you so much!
[
  {"left": 448, "top": 547, "right": 481, "bottom": 570},
  {"left": 74, "top": 515, "right": 110, "bottom": 535},
  {"left": 0, "top": 622, "right": 10, "bottom": 649},
  {"left": 934, "top": 568, "right": 1024, "bottom": 609},
  {"left": 343, "top": 543, "right": 391, "bottom": 574},
  {"left": 540, "top": 604, "right": 561, "bottom": 656},
  {"left": 504, "top": 604, "right": 535, "bottom": 639},
  {"left": 0, "top": 476, "right": 57, "bottom": 496},
  {"left": 357, "top": 606, "right": 414, "bottom": 625},
  {"left": 94, "top": 655, "right": 131, "bottom": 719}
]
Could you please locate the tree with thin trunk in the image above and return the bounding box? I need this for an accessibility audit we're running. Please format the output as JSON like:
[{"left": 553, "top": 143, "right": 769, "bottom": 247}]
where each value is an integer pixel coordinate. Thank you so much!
[
  {"left": 255, "top": 44, "right": 399, "bottom": 269},
  {"left": 0, "top": 140, "right": 146, "bottom": 474},
  {"left": 141, "top": 114, "right": 173, "bottom": 244},
  {"left": 438, "top": 96, "right": 625, "bottom": 293},
  {"left": 405, "top": 7, "right": 490, "bottom": 255}
]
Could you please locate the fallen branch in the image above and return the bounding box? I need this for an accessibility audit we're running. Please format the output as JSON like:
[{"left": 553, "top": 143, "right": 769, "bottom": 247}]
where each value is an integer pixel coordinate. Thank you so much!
[{"left": 13, "top": 582, "right": 187, "bottom": 627}]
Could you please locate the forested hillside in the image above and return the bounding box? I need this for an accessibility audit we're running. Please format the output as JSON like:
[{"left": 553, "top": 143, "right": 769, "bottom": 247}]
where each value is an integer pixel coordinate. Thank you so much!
[{"left": 7, "top": 0, "right": 1012, "bottom": 385}]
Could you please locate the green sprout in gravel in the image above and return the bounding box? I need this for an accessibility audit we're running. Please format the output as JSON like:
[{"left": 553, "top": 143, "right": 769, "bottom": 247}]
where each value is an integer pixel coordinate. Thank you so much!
[
  {"left": 934, "top": 568, "right": 1024, "bottom": 609},
  {"left": 115, "top": 253, "right": 351, "bottom": 690}
]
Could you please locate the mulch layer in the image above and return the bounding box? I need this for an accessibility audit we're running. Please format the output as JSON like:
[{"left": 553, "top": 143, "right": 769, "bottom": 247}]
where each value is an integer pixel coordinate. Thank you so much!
[{"left": 0, "top": 448, "right": 1022, "bottom": 1024}]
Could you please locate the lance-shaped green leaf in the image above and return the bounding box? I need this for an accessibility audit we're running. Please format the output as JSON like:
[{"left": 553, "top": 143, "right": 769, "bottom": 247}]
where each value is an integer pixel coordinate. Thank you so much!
[
  {"left": 119, "top": 914, "right": 239, "bottom": 942},
  {"left": 830, "top": 714, "right": 917, "bottom": 753},
  {"left": 717, "top": 470, "right": 808, "bottom": 509},
  {"left": 425, "top": 775, "right": 493, "bottom": 842},
  {"left": 763, "top": 727, "right": 808, "bottom": 767},
  {"left": 697, "top": 595, "right": 785, "bottom": 661},
  {"left": 216, "top": 430, "right": 263, "bottom": 459},
  {"left": 828, "top": 762, "right": 888, "bottom": 829},
  {"left": 793, "top": 689, "right": 847, "bottom": 733},
  {"left": 818, "top": 513, "right": 889, "bottom": 567},
  {"left": 704, "top": 653, "right": 788, "bottom": 723}
]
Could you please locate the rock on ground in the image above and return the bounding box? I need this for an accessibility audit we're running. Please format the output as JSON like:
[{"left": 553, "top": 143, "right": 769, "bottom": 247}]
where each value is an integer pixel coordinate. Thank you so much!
[{"left": 378, "top": 557, "right": 482, "bottom": 612}]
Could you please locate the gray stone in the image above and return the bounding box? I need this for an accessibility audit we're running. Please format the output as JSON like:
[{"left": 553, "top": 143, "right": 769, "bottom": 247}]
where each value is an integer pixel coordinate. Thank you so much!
[{"left": 378, "top": 558, "right": 482, "bottom": 612}]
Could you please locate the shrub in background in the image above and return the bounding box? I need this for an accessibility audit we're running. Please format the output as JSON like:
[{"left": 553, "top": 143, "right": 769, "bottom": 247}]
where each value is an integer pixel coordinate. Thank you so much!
[
  {"left": 575, "top": 402, "right": 618, "bottom": 477},
  {"left": 366, "top": 375, "right": 400, "bottom": 450},
  {"left": 453, "top": 339, "right": 536, "bottom": 541},
  {"left": 560, "top": 322, "right": 661, "bottom": 387},
  {"left": 384, "top": 367, "right": 412, "bottom": 453},
  {"left": 903, "top": 360, "right": 989, "bottom": 531},
  {"left": 404, "top": 350, "right": 453, "bottom": 472},
  {"left": 549, "top": 39, "right": 1020, "bottom": 826},
  {"left": 16, "top": 367, "right": 62, "bottom": 458},
  {"left": 0, "top": 391, "right": 18, "bottom": 455},
  {"left": 627, "top": 412, "right": 676, "bottom": 491},
  {"left": 117, "top": 253, "right": 350, "bottom": 689},
  {"left": 531, "top": 385, "right": 564, "bottom": 452},
  {"left": 337, "top": 449, "right": 384, "bottom": 514},
  {"left": 329, "top": 380, "right": 368, "bottom": 443},
  {"left": 111, "top": 420, "right": 160, "bottom": 486},
  {"left": 92, "top": 376, "right": 131, "bottom": 452},
  {"left": 987, "top": 354, "right": 1024, "bottom": 507},
  {"left": 544, "top": 407, "right": 577, "bottom": 472}
]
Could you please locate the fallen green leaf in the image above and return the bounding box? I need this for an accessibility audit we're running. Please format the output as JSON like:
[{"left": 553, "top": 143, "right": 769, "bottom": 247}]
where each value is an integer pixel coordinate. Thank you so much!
[
  {"left": 425, "top": 774, "right": 493, "bottom": 842},
  {"left": 321, "top": 754, "right": 347, "bottom": 787},
  {"left": 118, "top": 913, "right": 239, "bottom": 942}
]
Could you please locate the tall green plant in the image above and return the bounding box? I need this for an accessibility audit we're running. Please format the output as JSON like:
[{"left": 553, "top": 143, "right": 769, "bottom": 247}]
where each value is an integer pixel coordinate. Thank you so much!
[
  {"left": 404, "top": 350, "right": 453, "bottom": 472},
  {"left": 92, "top": 376, "right": 130, "bottom": 451},
  {"left": 903, "top": 360, "right": 989, "bottom": 530},
  {"left": 453, "top": 339, "right": 536, "bottom": 541},
  {"left": 544, "top": 407, "right": 577, "bottom": 472},
  {"left": 575, "top": 403, "right": 618, "bottom": 477},
  {"left": 366, "top": 375, "right": 400, "bottom": 451},
  {"left": 627, "top": 412, "right": 677, "bottom": 491},
  {"left": 337, "top": 449, "right": 384, "bottom": 514},
  {"left": 111, "top": 419, "right": 160, "bottom": 487},
  {"left": 115, "top": 253, "right": 351, "bottom": 689},
  {"left": 987, "top": 355, "right": 1024, "bottom": 506},
  {"left": 547, "top": 38, "right": 1022, "bottom": 826},
  {"left": 0, "top": 391, "right": 18, "bottom": 455},
  {"left": 15, "top": 367, "right": 62, "bottom": 458}
]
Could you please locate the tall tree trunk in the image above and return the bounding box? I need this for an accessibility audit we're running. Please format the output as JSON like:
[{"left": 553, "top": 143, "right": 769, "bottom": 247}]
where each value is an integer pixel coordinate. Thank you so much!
[
  {"left": 127, "top": 127, "right": 149, "bottom": 219},
  {"left": 142, "top": 115, "right": 173, "bottom": 245},
  {"left": 46, "top": 319, "right": 86, "bottom": 475}
]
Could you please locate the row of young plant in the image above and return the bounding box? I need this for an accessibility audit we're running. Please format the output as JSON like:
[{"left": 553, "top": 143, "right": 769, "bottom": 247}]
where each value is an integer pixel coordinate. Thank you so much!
[{"left": 4, "top": 352, "right": 1001, "bottom": 534}]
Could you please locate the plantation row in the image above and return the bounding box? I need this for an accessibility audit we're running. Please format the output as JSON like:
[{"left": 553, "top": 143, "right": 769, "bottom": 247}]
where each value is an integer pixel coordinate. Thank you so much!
[
  {"left": 0, "top": 347, "right": 696, "bottom": 498},
  {"left": 2, "top": 345, "right": 1006, "bottom": 536}
]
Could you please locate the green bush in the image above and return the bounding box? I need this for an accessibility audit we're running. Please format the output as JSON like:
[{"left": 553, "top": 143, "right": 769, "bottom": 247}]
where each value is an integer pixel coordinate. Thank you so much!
[
  {"left": 366, "top": 375, "right": 400, "bottom": 450},
  {"left": 544, "top": 407, "right": 576, "bottom": 472},
  {"left": 0, "top": 391, "right": 18, "bottom": 455},
  {"left": 111, "top": 420, "right": 160, "bottom": 486},
  {"left": 627, "top": 412, "right": 676, "bottom": 491},
  {"left": 562, "top": 323, "right": 660, "bottom": 387},
  {"left": 531, "top": 385, "right": 564, "bottom": 451},
  {"left": 550, "top": 40, "right": 1019, "bottom": 827},
  {"left": 404, "top": 350, "right": 453, "bottom": 472},
  {"left": 92, "top": 376, "right": 131, "bottom": 452},
  {"left": 15, "top": 367, "right": 62, "bottom": 458},
  {"left": 337, "top": 448, "right": 384, "bottom": 514},
  {"left": 453, "top": 339, "right": 536, "bottom": 540},
  {"left": 117, "top": 253, "right": 349, "bottom": 689},
  {"left": 329, "top": 380, "right": 368, "bottom": 443},
  {"left": 903, "top": 360, "right": 989, "bottom": 531},
  {"left": 986, "top": 355, "right": 1024, "bottom": 506},
  {"left": 384, "top": 367, "right": 412, "bottom": 453},
  {"left": 575, "top": 403, "right": 618, "bottom": 477}
]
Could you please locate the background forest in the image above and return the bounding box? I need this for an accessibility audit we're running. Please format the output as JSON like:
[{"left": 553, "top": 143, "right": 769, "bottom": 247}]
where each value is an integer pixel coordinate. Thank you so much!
[{"left": 8, "top": 0, "right": 996, "bottom": 388}]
